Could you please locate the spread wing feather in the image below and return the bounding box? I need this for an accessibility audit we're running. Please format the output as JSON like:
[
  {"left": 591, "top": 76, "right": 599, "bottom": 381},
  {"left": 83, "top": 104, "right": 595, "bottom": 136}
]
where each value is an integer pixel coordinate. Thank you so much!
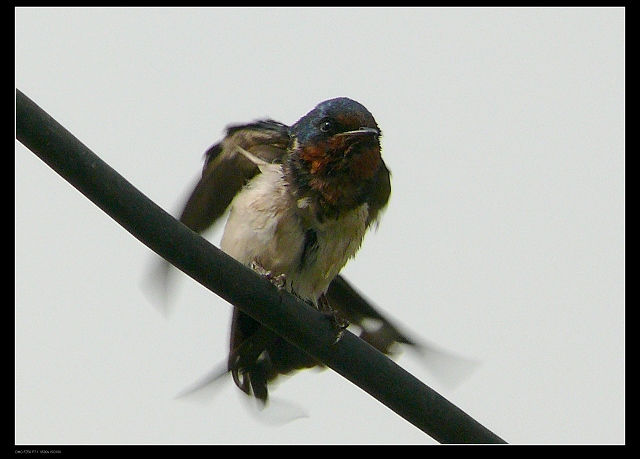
[{"left": 178, "top": 120, "right": 290, "bottom": 233}]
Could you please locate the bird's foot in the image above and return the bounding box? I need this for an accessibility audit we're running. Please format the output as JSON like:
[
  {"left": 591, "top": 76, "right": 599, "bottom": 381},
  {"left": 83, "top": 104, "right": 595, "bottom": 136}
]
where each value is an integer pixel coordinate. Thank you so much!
[
  {"left": 250, "top": 261, "right": 286, "bottom": 291},
  {"left": 319, "top": 293, "right": 349, "bottom": 343}
]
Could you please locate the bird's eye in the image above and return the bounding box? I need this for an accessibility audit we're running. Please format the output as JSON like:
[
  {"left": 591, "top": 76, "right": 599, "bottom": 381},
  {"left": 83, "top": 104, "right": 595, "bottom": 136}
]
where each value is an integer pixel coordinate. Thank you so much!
[{"left": 319, "top": 119, "right": 334, "bottom": 133}]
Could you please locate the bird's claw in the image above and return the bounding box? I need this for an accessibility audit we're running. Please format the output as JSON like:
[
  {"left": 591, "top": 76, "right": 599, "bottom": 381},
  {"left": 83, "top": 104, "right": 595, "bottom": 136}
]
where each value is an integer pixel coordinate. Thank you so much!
[
  {"left": 250, "top": 261, "right": 286, "bottom": 290},
  {"left": 319, "top": 293, "right": 349, "bottom": 343}
]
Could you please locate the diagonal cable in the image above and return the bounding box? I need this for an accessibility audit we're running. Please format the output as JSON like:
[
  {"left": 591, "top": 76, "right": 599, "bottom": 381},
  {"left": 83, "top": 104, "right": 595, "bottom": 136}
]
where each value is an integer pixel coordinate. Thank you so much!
[{"left": 16, "top": 89, "right": 506, "bottom": 444}]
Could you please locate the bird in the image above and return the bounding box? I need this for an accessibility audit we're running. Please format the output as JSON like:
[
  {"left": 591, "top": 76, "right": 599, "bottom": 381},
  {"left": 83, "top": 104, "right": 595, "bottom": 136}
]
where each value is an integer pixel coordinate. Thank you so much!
[{"left": 169, "top": 97, "right": 424, "bottom": 404}]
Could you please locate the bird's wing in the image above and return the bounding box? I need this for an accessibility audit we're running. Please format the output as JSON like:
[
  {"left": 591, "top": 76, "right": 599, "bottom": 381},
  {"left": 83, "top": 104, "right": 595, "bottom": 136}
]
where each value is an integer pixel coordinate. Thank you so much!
[
  {"left": 178, "top": 120, "right": 290, "bottom": 233},
  {"left": 327, "top": 274, "right": 415, "bottom": 355},
  {"left": 146, "top": 120, "right": 289, "bottom": 310},
  {"left": 328, "top": 275, "right": 481, "bottom": 388}
]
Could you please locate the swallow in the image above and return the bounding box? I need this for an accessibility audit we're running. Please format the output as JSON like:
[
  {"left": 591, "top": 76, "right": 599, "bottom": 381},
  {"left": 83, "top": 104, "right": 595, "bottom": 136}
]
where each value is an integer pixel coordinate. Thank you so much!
[{"left": 172, "top": 97, "right": 420, "bottom": 404}]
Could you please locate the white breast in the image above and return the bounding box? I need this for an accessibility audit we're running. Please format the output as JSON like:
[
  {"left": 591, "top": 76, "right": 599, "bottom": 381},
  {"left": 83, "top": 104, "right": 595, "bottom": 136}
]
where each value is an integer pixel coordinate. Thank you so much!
[{"left": 220, "top": 164, "right": 369, "bottom": 304}]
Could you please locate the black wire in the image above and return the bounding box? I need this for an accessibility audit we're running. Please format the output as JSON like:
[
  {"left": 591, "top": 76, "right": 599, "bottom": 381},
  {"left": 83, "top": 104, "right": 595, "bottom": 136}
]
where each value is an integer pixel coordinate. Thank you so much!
[{"left": 16, "top": 89, "right": 506, "bottom": 444}]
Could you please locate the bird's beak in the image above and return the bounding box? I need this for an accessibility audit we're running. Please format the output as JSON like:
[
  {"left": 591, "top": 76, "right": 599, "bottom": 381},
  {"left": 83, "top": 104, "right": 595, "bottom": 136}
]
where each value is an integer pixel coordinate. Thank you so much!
[{"left": 336, "top": 127, "right": 380, "bottom": 139}]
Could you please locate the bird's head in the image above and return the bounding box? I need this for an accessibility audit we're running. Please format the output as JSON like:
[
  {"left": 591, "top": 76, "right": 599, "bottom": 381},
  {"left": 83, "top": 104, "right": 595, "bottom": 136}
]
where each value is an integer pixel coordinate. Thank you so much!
[
  {"left": 290, "top": 98, "right": 381, "bottom": 174},
  {"left": 286, "top": 98, "right": 386, "bottom": 217}
]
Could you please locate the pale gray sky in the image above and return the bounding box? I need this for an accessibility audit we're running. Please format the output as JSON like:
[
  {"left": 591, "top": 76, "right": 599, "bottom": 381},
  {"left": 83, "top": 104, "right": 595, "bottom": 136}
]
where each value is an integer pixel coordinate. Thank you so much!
[{"left": 16, "top": 7, "right": 624, "bottom": 444}]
